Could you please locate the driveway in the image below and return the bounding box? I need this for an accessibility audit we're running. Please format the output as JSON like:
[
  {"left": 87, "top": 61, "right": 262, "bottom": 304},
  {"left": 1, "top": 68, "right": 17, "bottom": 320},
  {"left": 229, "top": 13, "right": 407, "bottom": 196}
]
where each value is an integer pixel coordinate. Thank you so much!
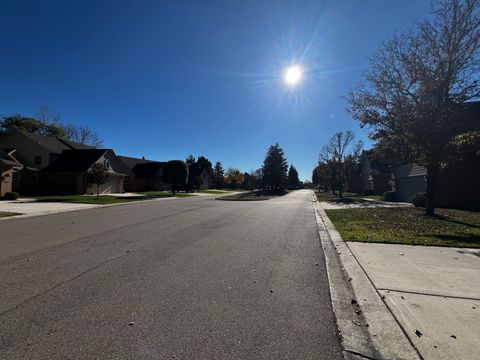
[
  {"left": 0, "top": 190, "right": 343, "bottom": 359},
  {"left": 0, "top": 198, "right": 101, "bottom": 217}
]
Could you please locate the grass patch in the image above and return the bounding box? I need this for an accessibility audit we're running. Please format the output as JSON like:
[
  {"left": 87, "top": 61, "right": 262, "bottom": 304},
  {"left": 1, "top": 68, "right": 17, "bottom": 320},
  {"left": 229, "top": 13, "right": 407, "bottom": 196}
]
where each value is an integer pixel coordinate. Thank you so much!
[
  {"left": 218, "top": 190, "right": 287, "bottom": 201},
  {"left": 0, "top": 211, "right": 21, "bottom": 218},
  {"left": 196, "top": 189, "right": 231, "bottom": 194},
  {"left": 325, "top": 207, "right": 480, "bottom": 248},
  {"left": 34, "top": 195, "right": 144, "bottom": 204}
]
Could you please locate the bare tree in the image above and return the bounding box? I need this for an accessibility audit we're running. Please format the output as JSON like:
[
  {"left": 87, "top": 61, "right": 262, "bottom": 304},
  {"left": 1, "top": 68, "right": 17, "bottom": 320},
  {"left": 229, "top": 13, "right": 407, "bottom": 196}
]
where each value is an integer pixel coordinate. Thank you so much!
[
  {"left": 87, "top": 163, "right": 110, "bottom": 199},
  {"left": 37, "top": 105, "right": 61, "bottom": 126},
  {"left": 348, "top": 0, "right": 480, "bottom": 215},
  {"left": 320, "top": 131, "right": 363, "bottom": 198},
  {"left": 65, "top": 124, "right": 103, "bottom": 147}
]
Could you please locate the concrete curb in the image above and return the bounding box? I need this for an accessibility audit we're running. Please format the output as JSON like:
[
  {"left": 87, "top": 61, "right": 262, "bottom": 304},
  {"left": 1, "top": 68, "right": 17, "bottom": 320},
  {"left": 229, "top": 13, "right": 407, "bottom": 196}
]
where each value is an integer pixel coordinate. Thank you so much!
[{"left": 313, "top": 197, "right": 422, "bottom": 360}]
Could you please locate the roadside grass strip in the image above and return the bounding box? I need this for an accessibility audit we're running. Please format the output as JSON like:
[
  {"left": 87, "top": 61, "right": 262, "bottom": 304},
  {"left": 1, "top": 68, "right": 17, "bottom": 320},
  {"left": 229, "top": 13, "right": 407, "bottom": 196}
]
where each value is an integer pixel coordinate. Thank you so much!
[{"left": 325, "top": 207, "right": 480, "bottom": 248}]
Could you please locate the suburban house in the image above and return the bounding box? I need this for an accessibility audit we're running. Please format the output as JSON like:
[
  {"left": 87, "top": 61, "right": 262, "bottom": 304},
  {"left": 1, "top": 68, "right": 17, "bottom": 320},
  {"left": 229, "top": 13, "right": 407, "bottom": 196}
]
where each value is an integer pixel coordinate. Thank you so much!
[
  {"left": 0, "top": 130, "right": 96, "bottom": 194},
  {"left": 188, "top": 163, "right": 210, "bottom": 190},
  {"left": 347, "top": 152, "right": 391, "bottom": 195},
  {"left": 392, "top": 161, "right": 480, "bottom": 209},
  {"left": 392, "top": 163, "right": 427, "bottom": 202},
  {"left": 0, "top": 129, "right": 94, "bottom": 169},
  {"left": 40, "top": 149, "right": 126, "bottom": 195},
  {"left": 0, "top": 149, "right": 22, "bottom": 196},
  {"left": 118, "top": 156, "right": 169, "bottom": 191}
]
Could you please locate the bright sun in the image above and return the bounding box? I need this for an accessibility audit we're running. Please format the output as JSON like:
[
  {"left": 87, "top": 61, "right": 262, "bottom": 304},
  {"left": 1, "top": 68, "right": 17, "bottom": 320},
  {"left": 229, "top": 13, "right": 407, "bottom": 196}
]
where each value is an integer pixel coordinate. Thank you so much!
[{"left": 284, "top": 65, "right": 303, "bottom": 86}]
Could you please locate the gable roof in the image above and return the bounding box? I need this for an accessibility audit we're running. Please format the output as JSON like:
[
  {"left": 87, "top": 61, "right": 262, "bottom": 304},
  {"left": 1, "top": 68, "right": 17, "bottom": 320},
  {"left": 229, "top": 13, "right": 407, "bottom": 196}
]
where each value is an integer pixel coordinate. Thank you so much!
[
  {"left": 58, "top": 138, "right": 96, "bottom": 150},
  {"left": 19, "top": 130, "right": 71, "bottom": 154},
  {"left": 132, "top": 162, "right": 166, "bottom": 177},
  {"left": 118, "top": 155, "right": 155, "bottom": 170},
  {"left": 41, "top": 149, "right": 109, "bottom": 172}
]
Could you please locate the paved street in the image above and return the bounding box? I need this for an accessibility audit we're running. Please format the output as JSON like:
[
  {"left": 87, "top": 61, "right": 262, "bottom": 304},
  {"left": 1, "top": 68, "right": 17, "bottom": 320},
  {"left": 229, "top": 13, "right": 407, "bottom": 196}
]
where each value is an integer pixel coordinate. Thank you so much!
[{"left": 0, "top": 190, "right": 343, "bottom": 360}]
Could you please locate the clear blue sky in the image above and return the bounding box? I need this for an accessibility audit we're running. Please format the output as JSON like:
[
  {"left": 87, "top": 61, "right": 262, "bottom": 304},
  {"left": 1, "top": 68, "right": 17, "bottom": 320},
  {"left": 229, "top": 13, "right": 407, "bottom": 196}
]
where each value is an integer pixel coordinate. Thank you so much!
[{"left": 0, "top": 0, "right": 431, "bottom": 181}]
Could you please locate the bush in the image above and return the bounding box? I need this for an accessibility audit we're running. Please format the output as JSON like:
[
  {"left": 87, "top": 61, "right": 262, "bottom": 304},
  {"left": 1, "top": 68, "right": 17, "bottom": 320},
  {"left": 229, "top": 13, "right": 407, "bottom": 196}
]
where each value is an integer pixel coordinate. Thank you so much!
[
  {"left": 364, "top": 189, "right": 375, "bottom": 195},
  {"left": 4, "top": 192, "right": 19, "bottom": 200},
  {"left": 383, "top": 191, "right": 396, "bottom": 202},
  {"left": 411, "top": 192, "right": 426, "bottom": 207}
]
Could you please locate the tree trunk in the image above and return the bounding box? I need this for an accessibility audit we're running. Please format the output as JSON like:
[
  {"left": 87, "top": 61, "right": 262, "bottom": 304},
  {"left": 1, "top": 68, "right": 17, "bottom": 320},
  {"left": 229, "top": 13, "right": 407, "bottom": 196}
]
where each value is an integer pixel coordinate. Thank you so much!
[
  {"left": 425, "top": 165, "right": 438, "bottom": 216},
  {"left": 338, "top": 164, "right": 343, "bottom": 198},
  {"left": 171, "top": 185, "right": 176, "bottom": 195},
  {"left": 96, "top": 184, "right": 100, "bottom": 199}
]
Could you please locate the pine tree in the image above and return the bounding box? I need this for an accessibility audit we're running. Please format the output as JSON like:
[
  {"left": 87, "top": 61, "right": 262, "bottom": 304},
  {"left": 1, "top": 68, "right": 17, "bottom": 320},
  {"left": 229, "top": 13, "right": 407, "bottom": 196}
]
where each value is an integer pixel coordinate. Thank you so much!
[
  {"left": 261, "top": 143, "right": 288, "bottom": 192},
  {"left": 287, "top": 165, "right": 300, "bottom": 189},
  {"left": 213, "top": 161, "right": 225, "bottom": 188}
]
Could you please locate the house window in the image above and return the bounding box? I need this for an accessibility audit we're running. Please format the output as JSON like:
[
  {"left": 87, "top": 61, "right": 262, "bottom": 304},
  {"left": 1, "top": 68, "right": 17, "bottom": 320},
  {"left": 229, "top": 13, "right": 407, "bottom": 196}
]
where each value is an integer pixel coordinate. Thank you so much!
[
  {"left": 34, "top": 156, "right": 42, "bottom": 165},
  {"left": 104, "top": 160, "right": 110, "bottom": 170}
]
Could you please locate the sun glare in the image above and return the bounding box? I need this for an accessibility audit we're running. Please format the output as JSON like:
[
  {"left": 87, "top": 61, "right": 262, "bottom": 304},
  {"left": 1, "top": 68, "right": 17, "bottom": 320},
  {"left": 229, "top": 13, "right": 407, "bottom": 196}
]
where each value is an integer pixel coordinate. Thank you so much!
[{"left": 284, "top": 65, "right": 303, "bottom": 86}]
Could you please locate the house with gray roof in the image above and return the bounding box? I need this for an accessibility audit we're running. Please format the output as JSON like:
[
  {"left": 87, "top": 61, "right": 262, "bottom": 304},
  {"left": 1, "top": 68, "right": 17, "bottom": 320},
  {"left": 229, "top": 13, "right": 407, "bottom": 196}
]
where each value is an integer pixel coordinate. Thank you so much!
[
  {"left": 40, "top": 149, "right": 126, "bottom": 195},
  {"left": 0, "top": 130, "right": 99, "bottom": 194},
  {"left": 118, "top": 156, "right": 169, "bottom": 191}
]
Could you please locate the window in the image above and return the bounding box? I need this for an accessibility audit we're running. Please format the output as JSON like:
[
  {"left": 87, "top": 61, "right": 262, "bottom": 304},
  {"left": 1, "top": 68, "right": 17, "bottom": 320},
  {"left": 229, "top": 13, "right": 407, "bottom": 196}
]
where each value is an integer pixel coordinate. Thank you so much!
[
  {"left": 34, "top": 156, "right": 42, "bottom": 165},
  {"left": 104, "top": 160, "right": 110, "bottom": 169}
]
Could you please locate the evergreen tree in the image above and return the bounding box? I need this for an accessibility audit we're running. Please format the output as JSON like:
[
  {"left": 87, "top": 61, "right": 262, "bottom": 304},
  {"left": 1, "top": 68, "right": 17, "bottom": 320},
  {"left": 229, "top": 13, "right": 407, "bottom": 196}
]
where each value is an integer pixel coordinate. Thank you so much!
[
  {"left": 287, "top": 165, "right": 300, "bottom": 189},
  {"left": 213, "top": 161, "right": 225, "bottom": 188},
  {"left": 185, "top": 155, "right": 196, "bottom": 166},
  {"left": 261, "top": 143, "right": 288, "bottom": 192}
]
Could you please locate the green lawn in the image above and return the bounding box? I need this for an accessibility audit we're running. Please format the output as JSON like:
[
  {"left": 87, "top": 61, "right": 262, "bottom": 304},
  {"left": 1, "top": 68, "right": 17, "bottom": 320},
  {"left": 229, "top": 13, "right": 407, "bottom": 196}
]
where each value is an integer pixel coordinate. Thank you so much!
[
  {"left": 34, "top": 195, "right": 145, "bottom": 204},
  {"left": 325, "top": 207, "right": 480, "bottom": 248},
  {"left": 196, "top": 189, "right": 231, "bottom": 194},
  {"left": 0, "top": 211, "right": 21, "bottom": 218},
  {"left": 218, "top": 190, "right": 287, "bottom": 201}
]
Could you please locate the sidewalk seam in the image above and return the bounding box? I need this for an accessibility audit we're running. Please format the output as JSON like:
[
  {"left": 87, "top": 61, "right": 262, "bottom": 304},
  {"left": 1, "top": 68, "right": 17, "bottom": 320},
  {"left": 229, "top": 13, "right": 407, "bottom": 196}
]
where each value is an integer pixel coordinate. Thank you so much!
[
  {"left": 313, "top": 194, "right": 422, "bottom": 360},
  {"left": 345, "top": 241, "right": 425, "bottom": 360}
]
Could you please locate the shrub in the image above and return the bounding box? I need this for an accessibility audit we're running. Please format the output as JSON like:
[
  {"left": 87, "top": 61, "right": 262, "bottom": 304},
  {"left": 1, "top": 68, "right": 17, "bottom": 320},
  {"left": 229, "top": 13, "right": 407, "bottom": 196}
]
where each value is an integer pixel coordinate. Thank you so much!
[
  {"left": 4, "top": 192, "right": 19, "bottom": 200},
  {"left": 383, "top": 191, "right": 396, "bottom": 202},
  {"left": 411, "top": 192, "right": 426, "bottom": 207},
  {"left": 364, "top": 189, "right": 375, "bottom": 195}
]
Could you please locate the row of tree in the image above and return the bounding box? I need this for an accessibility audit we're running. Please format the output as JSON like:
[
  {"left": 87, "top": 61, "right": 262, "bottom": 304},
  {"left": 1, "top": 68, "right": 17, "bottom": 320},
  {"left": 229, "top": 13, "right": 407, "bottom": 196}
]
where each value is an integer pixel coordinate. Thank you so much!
[
  {"left": 214, "top": 144, "right": 301, "bottom": 191},
  {"left": 0, "top": 106, "right": 103, "bottom": 147},
  {"left": 312, "top": 131, "right": 363, "bottom": 198},
  {"left": 163, "top": 144, "right": 302, "bottom": 194},
  {"left": 314, "top": 0, "right": 480, "bottom": 216}
]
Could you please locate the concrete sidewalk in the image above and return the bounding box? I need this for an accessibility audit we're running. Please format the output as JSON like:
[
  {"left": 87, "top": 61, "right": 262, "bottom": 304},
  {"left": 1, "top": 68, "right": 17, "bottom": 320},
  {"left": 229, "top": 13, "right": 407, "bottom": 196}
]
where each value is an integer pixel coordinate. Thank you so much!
[
  {"left": 348, "top": 243, "right": 480, "bottom": 360},
  {"left": 315, "top": 198, "right": 480, "bottom": 360}
]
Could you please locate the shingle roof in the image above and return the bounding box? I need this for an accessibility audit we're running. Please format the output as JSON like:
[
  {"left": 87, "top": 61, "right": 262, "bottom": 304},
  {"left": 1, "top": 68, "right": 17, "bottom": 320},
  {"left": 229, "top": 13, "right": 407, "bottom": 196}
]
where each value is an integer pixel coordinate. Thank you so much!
[
  {"left": 19, "top": 130, "right": 96, "bottom": 152},
  {"left": 41, "top": 149, "right": 108, "bottom": 172},
  {"left": 118, "top": 155, "right": 155, "bottom": 170},
  {"left": 132, "top": 162, "right": 166, "bottom": 177},
  {"left": 58, "top": 138, "right": 96, "bottom": 150}
]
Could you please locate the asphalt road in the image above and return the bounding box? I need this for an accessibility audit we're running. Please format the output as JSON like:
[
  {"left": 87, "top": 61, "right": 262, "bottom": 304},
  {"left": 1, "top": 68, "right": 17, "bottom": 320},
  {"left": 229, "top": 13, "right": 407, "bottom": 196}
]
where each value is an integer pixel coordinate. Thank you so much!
[{"left": 0, "top": 190, "right": 343, "bottom": 360}]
